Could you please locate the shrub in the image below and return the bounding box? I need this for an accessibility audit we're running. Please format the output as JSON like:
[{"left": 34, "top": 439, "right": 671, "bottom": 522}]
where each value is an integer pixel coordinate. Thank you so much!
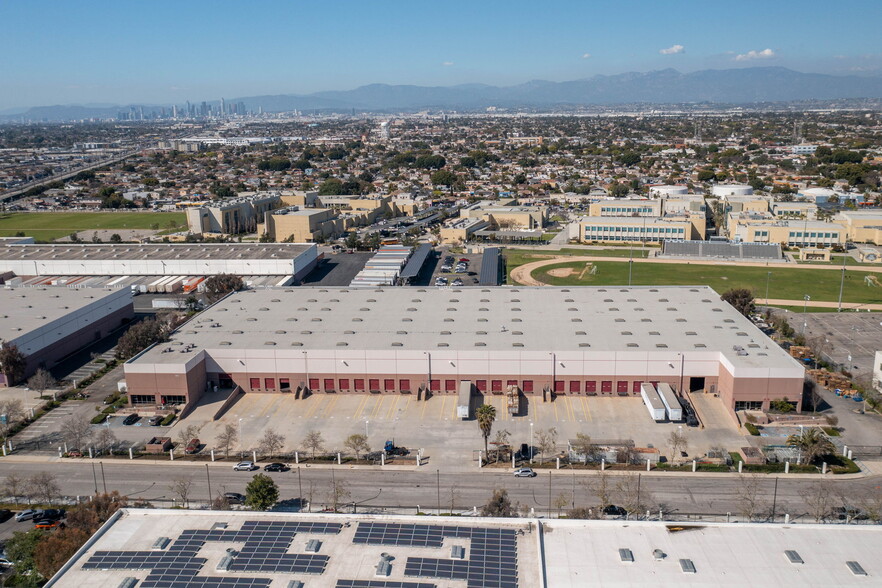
[
  {"left": 745, "top": 423, "right": 760, "bottom": 436},
  {"left": 822, "top": 427, "right": 840, "bottom": 437},
  {"left": 160, "top": 414, "right": 177, "bottom": 426},
  {"left": 91, "top": 414, "right": 108, "bottom": 425}
]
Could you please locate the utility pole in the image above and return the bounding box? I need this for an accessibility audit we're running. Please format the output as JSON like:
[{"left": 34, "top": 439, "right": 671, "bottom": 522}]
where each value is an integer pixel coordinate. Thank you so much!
[
  {"left": 837, "top": 244, "right": 847, "bottom": 312},
  {"left": 100, "top": 462, "right": 107, "bottom": 494},
  {"left": 205, "top": 464, "right": 212, "bottom": 508},
  {"left": 298, "top": 467, "right": 303, "bottom": 512},
  {"left": 771, "top": 477, "right": 779, "bottom": 521},
  {"left": 437, "top": 469, "right": 441, "bottom": 515}
]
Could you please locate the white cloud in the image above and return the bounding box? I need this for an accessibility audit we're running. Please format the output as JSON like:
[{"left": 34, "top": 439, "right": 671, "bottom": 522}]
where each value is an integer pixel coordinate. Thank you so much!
[
  {"left": 659, "top": 44, "right": 684, "bottom": 55},
  {"left": 442, "top": 61, "right": 454, "bottom": 67},
  {"left": 734, "top": 48, "right": 776, "bottom": 61},
  {"left": 582, "top": 53, "right": 592, "bottom": 59}
]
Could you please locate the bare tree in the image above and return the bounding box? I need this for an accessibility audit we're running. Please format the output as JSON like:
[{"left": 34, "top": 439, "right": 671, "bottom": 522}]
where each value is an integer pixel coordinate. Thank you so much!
[
  {"left": 211, "top": 492, "right": 231, "bottom": 511},
  {"left": 343, "top": 433, "right": 370, "bottom": 460},
  {"left": 326, "top": 479, "right": 351, "bottom": 512},
  {"left": 94, "top": 427, "right": 118, "bottom": 454},
  {"left": 2, "top": 473, "right": 25, "bottom": 504},
  {"left": 60, "top": 414, "right": 93, "bottom": 450},
  {"left": 616, "top": 473, "right": 654, "bottom": 517},
  {"left": 27, "top": 368, "right": 55, "bottom": 398},
  {"left": 585, "top": 470, "right": 613, "bottom": 510},
  {"left": 258, "top": 427, "right": 286, "bottom": 459},
  {"left": 176, "top": 424, "right": 200, "bottom": 450},
  {"left": 553, "top": 492, "right": 569, "bottom": 518},
  {"left": 169, "top": 477, "right": 193, "bottom": 507},
  {"left": 302, "top": 430, "right": 325, "bottom": 459},
  {"left": 668, "top": 430, "right": 688, "bottom": 462},
  {"left": 804, "top": 483, "right": 834, "bottom": 523},
  {"left": 492, "top": 428, "right": 511, "bottom": 462},
  {"left": 860, "top": 487, "right": 882, "bottom": 523},
  {"left": 27, "top": 472, "right": 60, "bottom": 505},
  {"left": 736, "top": 475, "right": 768, "bottom": 522},
  {"left": 0, "top": 399, "right": 25, "bottom": 439},
  {"left": 447, "top": 481, "right": 462, "bottom": 515},
  {"left": 571, "top": 433, "right": 596, "bottom": 465},
  {"left": 536, "top": 427, "right": 558, "bottom": 465},
  {"left": 215, "top": 424, "right": 238, "bottom": 458}
]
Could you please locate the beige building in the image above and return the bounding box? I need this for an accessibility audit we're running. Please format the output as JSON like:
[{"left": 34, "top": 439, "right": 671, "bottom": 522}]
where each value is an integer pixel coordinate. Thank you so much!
[
  {"left": 834, "top": 211, "right": 882, "bottom": 245},
  {"left": 587, "top": 199, "right": 662, "bottom": 217},
  {"left": 186, "top": 192, "right": 281, "bottom": 235},
  {"left": 264, "top": 207, "right": 344, "bottom": 243},
  {"left": 721, "top": 194, "right": 771, "bottom": 214},
  {"left": 577, "top": 216, "right": 697, "bottom": 243},
  {"left": 727, "top": 212, "right": 845, "bottom": 247},
  {"left": 771, "top": 201, "right": 818, "bottom": 220}
]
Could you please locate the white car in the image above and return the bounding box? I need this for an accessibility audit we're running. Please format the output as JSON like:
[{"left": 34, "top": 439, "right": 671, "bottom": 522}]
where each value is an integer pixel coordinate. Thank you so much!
[
  {"left": 513, "top": 467, "right": 537, "bottom": 478},
  {"left": 233, "top": 461, "right": 257, "bottom": 471}
]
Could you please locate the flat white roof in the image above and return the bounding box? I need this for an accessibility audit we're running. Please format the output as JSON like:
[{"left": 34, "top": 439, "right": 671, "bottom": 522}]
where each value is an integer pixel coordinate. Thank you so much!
[
  {"left": 0, "top": 286, "right": 126, "bottom": 338},
  {"left": 132, "top": 285, "right": 800, "bottom": 372}
]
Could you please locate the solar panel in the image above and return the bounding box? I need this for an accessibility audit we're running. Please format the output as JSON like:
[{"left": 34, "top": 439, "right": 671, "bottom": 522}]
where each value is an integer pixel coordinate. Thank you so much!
[{"left": 336, "top": 582, "right": 437, "bottom": 588}]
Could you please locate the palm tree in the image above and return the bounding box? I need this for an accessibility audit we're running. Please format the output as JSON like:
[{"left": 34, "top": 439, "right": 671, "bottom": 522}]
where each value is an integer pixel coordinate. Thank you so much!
[
  {"left": 476, "top": 404, "right": 497, "bottom": 457},
  {"left": 787, "top": 428, "right": 835, "bottom": 464}
]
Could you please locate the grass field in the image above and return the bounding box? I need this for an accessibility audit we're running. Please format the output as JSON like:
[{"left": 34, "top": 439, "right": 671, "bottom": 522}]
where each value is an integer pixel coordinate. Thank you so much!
[
  {"left": 507, "top": 254, "right": 882, "bottom": 305},
  {"left": 0, "top": 212, "right": 186, "bottom": 242}
]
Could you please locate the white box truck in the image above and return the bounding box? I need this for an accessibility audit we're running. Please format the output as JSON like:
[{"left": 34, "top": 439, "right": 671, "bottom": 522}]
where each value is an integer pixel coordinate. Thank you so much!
[
  {"left": 640, "top": 383, "right": 666, "bottom": 422},
  {"left": 457, "top": 380, "right": 473, "bottom": 420},
  {"left": 657, "top": 382, "right": 683, "bottom": 422}
]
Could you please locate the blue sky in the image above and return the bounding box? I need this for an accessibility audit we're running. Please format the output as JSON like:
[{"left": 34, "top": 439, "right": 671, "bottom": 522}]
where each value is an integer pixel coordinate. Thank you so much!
[{"left": 2, "top": 0, "right": 881, "bottom": 110}]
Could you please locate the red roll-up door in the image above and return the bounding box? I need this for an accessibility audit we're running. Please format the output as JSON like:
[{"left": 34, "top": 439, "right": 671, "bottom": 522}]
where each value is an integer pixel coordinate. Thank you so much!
[
  {"left": 476, "top": 380, "right": 487, "bottom": 391},
  {"left": 601, "top": 381, "right": 612, "bottom": 393},
  {"left": 632, "top": 381, "right": 643, "bottom": 393},
  {"left": 585, "top": 381, "right": 596, "bottom": 393},
  {"left": 339, "top": 379, "right": 350, "bottom": 391},
  {"left": 264, "top": 378, "right": 275, "bottom": 390},
  {"left": 323, "top": 379, "right": 335, "bottom": 391},
  {"left": 506, "top": 379, "right": 518, "bottom": 387},
  {"left": 569, "top": 381, "right": 580, "bottom": 393},
  {"left": 309, "top": 378, "right": 320, "bottom": 390},
  {"left": 430, "top": 379, "right": 441, "bottom": 391},
  {"left": 554, "top": 380, "right": 565, "bottom": 392},
  {"left": 399, "top": 379, "right": 411, "bottom": 391},
  {"left": 249, "top": 378, "right": 260, "bottom": 390},
  {"left": 369, "top": 379, "right": 380, "bottom": 391},
  {"left": 522, "top": 380, "right": 534, "bottom": 393},
  {"left": 445, "top": 379, "right": 456, "bottom": 392},
  {"left": 354, "top": 379, "right": 365, "bottom": 391},
  {"left": 491, "top": 380, "right": 503, "bottom": 392},
  {"left": 384, "top": 379, "right": 395, "bottom": 391},
  {"left": 616, "top": 381, "right": 629, "bottom": 395}
]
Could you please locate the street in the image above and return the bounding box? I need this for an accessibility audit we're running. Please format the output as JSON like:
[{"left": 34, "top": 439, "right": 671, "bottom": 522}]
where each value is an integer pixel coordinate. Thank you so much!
[{"left": 0, "top": 459, "right": 879, "bottom": 522}]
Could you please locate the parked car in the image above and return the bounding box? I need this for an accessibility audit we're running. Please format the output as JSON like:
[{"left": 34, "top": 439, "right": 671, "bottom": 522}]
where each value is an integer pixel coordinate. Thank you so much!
[
  {"left": 122, "top": 413, "right": 140, "bottom": 426},
  {"left": 233, "top": 461, "right": 257, "bottom": 471},
  {"left": 15, "top": 509, "right": 39, "bottom": 522},
  {"left": 513, "top": 467, "right": 537, "bottom": 478},
  {"left": 264, "top": 462, "right": 289, "bottom": 472},
  {"left": 0, "top": 557, "right": 13, "bottom": 568},
  {"left": 147, "top": 415, "right": 163, "bottom": 426},
  {"left": 67, "top": 449, "right": 83, "bottom": 458},
  {"left": 185, "top": 439, "right": 201, "bottom": 454},
  {"left": 39, "top": 509, "right": 65, "bottom": 521},
  {"left": 34, "top": 519, "right": 64, "bottom": 529},
  {"left": 451, "top": 278, "right": 464, "bottom": 287},
  {"left": 603, "top": 505, "right": 627, "bottom": 517},
  {"left": 0, "top": 509, "right": 12, "bottom": 523},
  {"left": 224, "top": 492, "right": 245, "bottom": 504}
]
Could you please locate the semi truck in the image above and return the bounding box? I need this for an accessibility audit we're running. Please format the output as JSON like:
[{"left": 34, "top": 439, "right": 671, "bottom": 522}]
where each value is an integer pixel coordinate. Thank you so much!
[
  {"left": 640, "top": 383, "right": 666, "bottom": 422},
  {"left": 657, "top": 382, "right": 683, "bottom": 422},
  {"left": 457, "top": 380, "right": 473, "bottom": 420}
]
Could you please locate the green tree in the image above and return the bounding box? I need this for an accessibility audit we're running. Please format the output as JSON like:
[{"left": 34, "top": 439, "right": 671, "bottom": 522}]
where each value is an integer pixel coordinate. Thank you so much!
[
  {"left": 344, "top": 433, "right": 370, "bottom": 460},
  {"left": 345, "top": 232, "right": 360, "bottom": 250},
  {"left": 318, "top": 178, "right": 344, "bottom": 195},
  {"left": 431, "top": 169, "right": 456, "bottom": 186},
  {"left": 786, "top": 428, "right": 835, "bottom": 464},
  {"left": 415, "top": 154, "right": 446, "bottom": 169},
  {"left": 480, "top": 488, "right": 515, "bottom": 517},
  {"left": 110, "top": 233, "right": 123, "bottom": 243},
  {"left": 115, "top": 318, "right": 168, "bottom": 360},
  {"left": 256, "top": 157, "right": 292, "bottom": 171},
  {"left": 476, "top": 404, "right": 497, "bottom": 457},
  {"left": 6, "top": 529, "right": 44, "bottom": 586},
  {"left": 245, "top": 473, "right": 280, "bottom": 511},
  {"left": 696, "top": 169, "right": 716, "bottom": 182},
  {"left": 203, "top": 273, "right": 244, "bottom": 303},
  {"left": 721, "top": 288, "right": 755, "bottom": 317},
  {"left": 618, "top": 152, "right": 641, "bottom": 166},
  {"left": 0, "top": 341, "right": 27, "bottom": 385}
]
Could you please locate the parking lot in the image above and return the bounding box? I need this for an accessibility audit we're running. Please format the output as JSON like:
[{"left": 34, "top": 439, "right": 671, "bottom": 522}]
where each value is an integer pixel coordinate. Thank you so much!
[
  {"left": 795, "top": 311, "right": 882, "bottom": 380},
  {"left": 425, "top": 247, "right": 483, "bottom": 288},
  {"left": 301, "top": 251, "right": 372, "bottom": 287},
  {"left": 167, "top": 390, "right": 746, "bottom": 471}
]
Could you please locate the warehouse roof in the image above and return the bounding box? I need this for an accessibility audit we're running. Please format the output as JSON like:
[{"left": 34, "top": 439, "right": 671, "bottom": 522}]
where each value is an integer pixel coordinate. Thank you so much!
[
  {"left": 133, "top": 285, "right": 799, "bottom": 372},
  {"left": 0, "top": 243, "right": 314, "bottom": 262},
  {"left": 0, "top": 286, "right": 127, "bottom": 338}
]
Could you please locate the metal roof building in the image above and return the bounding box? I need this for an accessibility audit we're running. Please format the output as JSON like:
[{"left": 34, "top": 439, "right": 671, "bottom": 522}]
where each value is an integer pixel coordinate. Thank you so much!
[{"left": 123, "top": 285, "right": 803, "bottom": 419}]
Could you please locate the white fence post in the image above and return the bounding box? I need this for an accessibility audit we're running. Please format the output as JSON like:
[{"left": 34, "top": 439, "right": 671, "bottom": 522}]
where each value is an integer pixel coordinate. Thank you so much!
[{"left": 784, "top": 461, "right": 790, "bottom": 474}]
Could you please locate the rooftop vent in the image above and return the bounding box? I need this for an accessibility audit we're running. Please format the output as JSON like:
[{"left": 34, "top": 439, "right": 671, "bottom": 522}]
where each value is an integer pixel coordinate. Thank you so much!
[
  {"left": 305, "top": 539, "right": 322, "bottom": 553},
  {"left": 152, "top": 537, "right": 171, "bottom": 550},
  {"left": 438, "top": 343, "right": 449, "bottom": 347},
  {"left": 784, "top": 550, "right": 803, "bottom": 564},
  {"left": 679, "top": 559, "right": 696, "bottom": 574},
  {"left": 847, "top": 561, "right": 868, "bottom": 576},
  {"left": 451, "top": 546, "right": 466, "bottom": 559},
  {"left": 618, "top": 548, "right": 634, "bottom": 563}
]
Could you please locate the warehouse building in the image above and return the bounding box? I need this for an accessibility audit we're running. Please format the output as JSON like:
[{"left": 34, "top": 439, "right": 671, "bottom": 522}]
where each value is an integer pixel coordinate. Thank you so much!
[
  {"left": 123, "top": 286, "right": 804, "bottom": 420},
  {"left": 0, "top": 243, "right": 320, "bottom": 284},
  {"left": 0, "top": 287, "right": 133, "bottom": 385},
  {"left": 49, "top": 510, "right": 882, "bottom": 588}
]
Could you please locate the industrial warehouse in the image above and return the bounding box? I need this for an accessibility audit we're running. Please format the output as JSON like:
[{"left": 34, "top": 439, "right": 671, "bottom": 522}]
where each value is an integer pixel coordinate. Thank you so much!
[
  {"left": 122, "top": 285, "right": 804, "bottom": 421},
  {"left": 0, "top": 242, "right": 320, "bottom": 291},
  {"left": 0, "top": 286, "right": 133, "bottom": 385}
]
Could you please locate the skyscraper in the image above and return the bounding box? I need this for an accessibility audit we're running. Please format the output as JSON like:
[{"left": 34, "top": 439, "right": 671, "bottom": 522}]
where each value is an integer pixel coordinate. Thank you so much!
[{"left": 220, "top": 97, "right": 226, "bottom": 116}]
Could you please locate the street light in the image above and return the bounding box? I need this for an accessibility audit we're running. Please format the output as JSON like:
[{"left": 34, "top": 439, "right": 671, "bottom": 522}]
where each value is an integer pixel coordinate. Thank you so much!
[
  {"left": 765, "top": 271, "right": 771, "bottom": 306},
  {"left": 802, "top": 294, "right": 810, "bottom": 334},
  {"left": 529, "top": 422, "right": 534, "bottom": 464}
]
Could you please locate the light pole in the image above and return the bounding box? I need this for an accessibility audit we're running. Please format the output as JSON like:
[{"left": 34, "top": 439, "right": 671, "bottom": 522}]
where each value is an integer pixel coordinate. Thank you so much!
[
  {"left": 837, "top": 242, "right": 847, "bottom": 312},
  {"left": 365, "top": 420, "right": 369, "bottom": 438},
  {"left": 802, "top": 295, "right": 810, "bottom": 334},
  {"left": 238, "top": 418, "right": 243, "bottom": 452},
  {"left": 765, "top": 271, "right": 771, "bottom": 306}
]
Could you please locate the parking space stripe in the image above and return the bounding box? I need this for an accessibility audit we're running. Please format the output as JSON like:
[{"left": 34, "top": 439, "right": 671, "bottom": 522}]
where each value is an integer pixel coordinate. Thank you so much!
[
  {"left": 420, "top": 397, "right": 431, "bottom": 420},
  {"left": 352, "top": 395, "right": 370, "bottom": 420},
  {"left": 385, "top": 395, "right": 400, "bottom": 419}
]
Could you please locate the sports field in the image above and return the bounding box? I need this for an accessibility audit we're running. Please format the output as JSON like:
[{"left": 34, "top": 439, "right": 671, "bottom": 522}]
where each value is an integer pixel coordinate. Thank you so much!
[
  {"left": 505, "top": 252, "right": 882, "bottom": 305},
  {"left": 0, "top": 212, "right": 186, "bottom": 242}
]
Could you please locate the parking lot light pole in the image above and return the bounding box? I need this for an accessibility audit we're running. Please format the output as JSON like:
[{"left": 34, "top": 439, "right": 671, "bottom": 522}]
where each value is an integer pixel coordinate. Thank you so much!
[
  {"left": 765, "top": 271, "right": 771, "bottom": 305},
  {"left": 529, "top": 422, "right": 534, "bottom": 464},
  {"left": 802, "top": 295, "right": 810, "bottom": 334}
]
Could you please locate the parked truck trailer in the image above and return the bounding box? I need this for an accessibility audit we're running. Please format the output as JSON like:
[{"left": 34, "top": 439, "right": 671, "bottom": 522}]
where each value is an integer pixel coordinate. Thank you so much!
[{"left": 640, "top": 383, "right": 666, "bottom": 422}]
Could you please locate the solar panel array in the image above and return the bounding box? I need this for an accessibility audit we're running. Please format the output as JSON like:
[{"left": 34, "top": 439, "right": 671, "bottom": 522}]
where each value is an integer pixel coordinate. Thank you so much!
[
  {"left": 336, "top": 582, "right": 437, "bottom": 588},
  {"left": 353, "top": 523, "right": 519, "bottom": 588},
  {"left": 81, "top": 520, "right": 341, "bottom": 588}
]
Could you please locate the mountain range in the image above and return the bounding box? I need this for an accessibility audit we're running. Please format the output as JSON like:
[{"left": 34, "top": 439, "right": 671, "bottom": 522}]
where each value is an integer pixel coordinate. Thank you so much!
[{"left": 6, "top": 67, "right": 882, "bottom": 121}]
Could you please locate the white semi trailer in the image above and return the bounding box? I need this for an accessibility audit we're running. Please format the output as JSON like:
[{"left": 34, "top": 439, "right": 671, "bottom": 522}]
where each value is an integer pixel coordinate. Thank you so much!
[
  {"left": 657, "top": 382, "right": 683, "bottom": 422},
  {"left": 640, "top": 383, "right": 666, "bottom": 422}
]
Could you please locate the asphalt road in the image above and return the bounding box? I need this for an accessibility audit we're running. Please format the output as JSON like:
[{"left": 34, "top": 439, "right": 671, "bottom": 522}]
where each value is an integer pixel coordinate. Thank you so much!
[{"left": 1, "top": 460, "right": 877, "bottom": 520}]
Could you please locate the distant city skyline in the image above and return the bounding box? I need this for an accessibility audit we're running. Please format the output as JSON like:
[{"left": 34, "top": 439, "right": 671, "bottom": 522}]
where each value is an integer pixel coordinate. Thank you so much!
[{"left": 2, "top": 0, "right": 882, "bottom": 111}]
